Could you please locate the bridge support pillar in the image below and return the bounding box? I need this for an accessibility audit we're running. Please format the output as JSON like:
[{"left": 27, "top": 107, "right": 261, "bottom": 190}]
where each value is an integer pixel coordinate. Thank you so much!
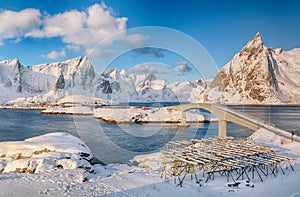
[
  {"left": 218, "top": 120, "right": 227, "bottom": 137},
  {"left": 178, "top": 111, "right": 189, "bottom": 127}
]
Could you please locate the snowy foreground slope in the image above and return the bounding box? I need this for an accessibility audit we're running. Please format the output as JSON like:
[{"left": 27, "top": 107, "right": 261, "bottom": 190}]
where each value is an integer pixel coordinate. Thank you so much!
[
  {"left": 1, "top": 32, "right": 300, "bottom": 106},
  {"left": 0, "top": 130, "right": 299, "bottom": 196}
]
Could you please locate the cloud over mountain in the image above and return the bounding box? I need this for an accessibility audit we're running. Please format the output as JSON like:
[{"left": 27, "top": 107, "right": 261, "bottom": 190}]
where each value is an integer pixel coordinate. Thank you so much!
[
  {"left": 176, "top": 62, "right": 192, "bottom": 73},
  {"left": 131, "top": 47, "right": 165, "bottom": 58},
  {"left": 128, "top": 64, "right": 157, "bottom": 74},
  {"left": 0, "top": 3, "right": 146, "bottom": 58},
  {"left": 46, "top": 50, "right": 67, "bottom": 59}
]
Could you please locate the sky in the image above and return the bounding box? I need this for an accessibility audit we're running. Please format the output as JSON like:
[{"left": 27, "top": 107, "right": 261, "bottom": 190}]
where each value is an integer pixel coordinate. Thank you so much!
[{"left": 0, "top": 0, "right": 299, "bottom": 81}]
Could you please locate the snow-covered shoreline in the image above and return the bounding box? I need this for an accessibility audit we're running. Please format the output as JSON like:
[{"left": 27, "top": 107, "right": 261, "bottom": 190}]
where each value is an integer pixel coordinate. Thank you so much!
[
  {"left": 94, "top": 106, "right": 216, "bottom": 124},
  {"left": 0, "top": 133, "right": 95, "bottom": 174},
  {"left": 0, "top": 129, "right": 299, "bottom": 196},
  {"left": 38, "top": 105, "right": 218, "bottom": 123},
  {"left": 41, "top": 106, "right": 94, "bottom": 115},
  {"left": 0, "top": 105, "right": 47, "bottom": 110}
]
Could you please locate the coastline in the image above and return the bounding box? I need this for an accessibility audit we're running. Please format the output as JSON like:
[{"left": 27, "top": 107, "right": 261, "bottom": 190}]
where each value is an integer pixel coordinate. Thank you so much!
[
  {"left": 96, "top": 117, "right": 216, "bottom": 124},
  {"left": 40, "top": 111, "right": 93, "bottom": 115},
  {"left": 0, "top": 106, "right": 47, "bottom": 110},
  {"left": 2, "top": 103, "right": 300, "bottom": 111}
]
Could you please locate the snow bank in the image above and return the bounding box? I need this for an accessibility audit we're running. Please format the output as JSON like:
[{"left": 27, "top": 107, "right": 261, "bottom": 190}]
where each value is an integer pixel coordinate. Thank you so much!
[
  {"left": 41, "top": 106, "right": 93, "bottom": 115},
  {"left": 131, "top": 152, "right": 163, "bottom": 171},
  {"left": 249, "top": 128, "right": 300, "bottom": 156},
  {"left": 94, "top": 107, "right": 210, "bottom": 123},
  {"left": 0, "top": 133, "right": 94, "bottom": 173},
  {"left": 0, "top": 130, "right": 300, "bottom": 196}
]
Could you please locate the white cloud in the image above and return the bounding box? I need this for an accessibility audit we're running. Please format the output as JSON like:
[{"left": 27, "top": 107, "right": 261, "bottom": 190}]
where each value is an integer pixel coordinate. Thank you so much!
[
  {"left": 27, "top": 10, "right": 86, "bottom": 39},
  {"left": 128, "top": 64, "right": 157, "bottom": 74},
  {"left": 0, "top": 3, "right": 146, "bottom": 57},
  {"left": 26, "top": 3, "right": 146, "bottom": 55},
  {"left": 46, "top": 50, "right": 67, "bottom": 59},
  {"left": 66, "top": 44, "right": 81, "bottom": 51},
  {"left": 0, "top": 8, "right": 41, "bottom": 43},
  {"left": 131, "top": 47, "right": 165, "bottom": 58},
  {"left": 128, "top": 62, "right": 188, "bottom": 76},
  {"left": 12, "top": 38, "right": 22, "bottom": 43},
  {"left": 124, "top": 34, "right": 149, "bottom": 48},
  {"left": 176, "top": 62, "right": 192, "bottom": 73}
]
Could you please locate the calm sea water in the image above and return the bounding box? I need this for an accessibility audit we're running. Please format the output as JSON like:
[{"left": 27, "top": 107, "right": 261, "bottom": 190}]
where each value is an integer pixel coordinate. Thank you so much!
[{"left": 0, "top": 105, "right": 299, "bottom": 164}]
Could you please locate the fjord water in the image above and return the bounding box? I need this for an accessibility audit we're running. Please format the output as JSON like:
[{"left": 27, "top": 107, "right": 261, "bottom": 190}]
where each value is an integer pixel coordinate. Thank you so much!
[{"left": 0, "top": 106, "right": 299, "bottom": 164}]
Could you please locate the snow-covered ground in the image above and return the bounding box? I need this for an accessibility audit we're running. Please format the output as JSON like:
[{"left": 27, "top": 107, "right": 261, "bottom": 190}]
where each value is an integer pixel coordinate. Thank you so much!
[
  {"left": 0, "top": 133, "right": 94, "bottom": 174},
  {"left": 249, "top": 128, "right": 300, "bottom": 158},
  {"left": 0, "top": 129, "right": 299, "bottom": 196},
  {"left": 94, "top": 107, "right": 214, "bottom": 123}
]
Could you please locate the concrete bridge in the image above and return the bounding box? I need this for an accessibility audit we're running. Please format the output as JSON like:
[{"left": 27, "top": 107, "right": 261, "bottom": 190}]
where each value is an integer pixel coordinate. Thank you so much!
[{"left": 167, "top": 103, "right": 299, "bottom": 142}]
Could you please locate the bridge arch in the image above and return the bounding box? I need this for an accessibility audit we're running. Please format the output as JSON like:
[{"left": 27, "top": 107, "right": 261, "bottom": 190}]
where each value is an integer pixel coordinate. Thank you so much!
[{"left": 167, "top": 103, "right": 260, "bottom": 137}]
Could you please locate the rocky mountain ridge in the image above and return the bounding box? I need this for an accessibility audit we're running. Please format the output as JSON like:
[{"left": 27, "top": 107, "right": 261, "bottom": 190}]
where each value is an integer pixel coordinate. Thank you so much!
[
  {"left": 1, "top": 33, "right": 299, "bottom": 105},
  {"left": 0, "top": 57, "right": 205, "bottom": 105},
  {"left": 198, "top": 33, "right": 300, "bottom": 104}
]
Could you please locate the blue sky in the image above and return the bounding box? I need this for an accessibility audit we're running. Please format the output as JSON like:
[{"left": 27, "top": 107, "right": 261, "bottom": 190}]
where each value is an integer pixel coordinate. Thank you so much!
[{"left": 0, "top": 0, "right": 299, "bottom": 80}]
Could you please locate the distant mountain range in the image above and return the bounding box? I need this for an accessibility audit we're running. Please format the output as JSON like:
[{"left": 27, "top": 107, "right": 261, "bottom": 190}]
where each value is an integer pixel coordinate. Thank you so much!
[{"left": 0, "top": 33, "right": 299, "bottom": 106}]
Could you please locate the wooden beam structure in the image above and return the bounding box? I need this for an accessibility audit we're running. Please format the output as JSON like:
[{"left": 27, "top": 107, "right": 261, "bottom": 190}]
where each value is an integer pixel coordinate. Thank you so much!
[{"left": 161, "top": 137, "right": 295, "bottom": 186}]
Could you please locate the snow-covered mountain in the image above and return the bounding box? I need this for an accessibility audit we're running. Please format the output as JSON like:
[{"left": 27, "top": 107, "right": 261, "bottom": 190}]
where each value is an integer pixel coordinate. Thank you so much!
[
  {"left": 0, "top": 57, "right": 132, "bottom": 105},
  {"left": 95, "top": 68, "right": 139, "bottom": 102},
  {"left": 133, "top": 73, "right": 176, "bottom": 102},
  {"left": 98, "top": 70, "right": 206, "bottom": 103},
  {"left": 0, "top": 57, "right": 204, "bottom": 105},
  {"left": 1, "top": 33, "right": 300, "bottom": 106},
  {"left": 169, "top": 79, "right": 207, "bottom": 102},
  {"left": 0, "top": 58, "right": 57, "bottom": 103},
  {"left": 0, "top": 57, "right": 99, "bottom": 104},
  {"left": 198, "top": 33, "right": 300, "bottom": 104}
]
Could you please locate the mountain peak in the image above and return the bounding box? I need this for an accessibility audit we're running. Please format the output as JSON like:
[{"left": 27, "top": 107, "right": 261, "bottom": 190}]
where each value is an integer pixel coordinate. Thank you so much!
[
  {"left": 246, "top": 32, "right": 264, "bottom": 48},
  {"left": 238, "top": 32, "right": 265, "bottom": 58},
  {"left": 145, "top": 73, "right": 157, "bottom": 81},
  {"left": 105, "top": 68, "right": 120, "bottom": 80},
  {"left": 0, "top": 59, "right": 21, "bottom": 67},
  {"left": 119, "top": 69, "right": 127, "bottom": 76},
  {"left": 254, "top": 32, "right": 263, "bottom": 42}
]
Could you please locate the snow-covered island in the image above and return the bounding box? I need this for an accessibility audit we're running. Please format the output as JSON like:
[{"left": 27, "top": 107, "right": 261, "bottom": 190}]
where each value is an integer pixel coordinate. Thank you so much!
[
  {"left": 93, "top": 106, "right": 214, "bottom": 123},
  {"left": 40, "top": 104, "right": 215, "bottom": 124},
  {"left": 0, "top": 129, "right": 300, "bottom": 196}
]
